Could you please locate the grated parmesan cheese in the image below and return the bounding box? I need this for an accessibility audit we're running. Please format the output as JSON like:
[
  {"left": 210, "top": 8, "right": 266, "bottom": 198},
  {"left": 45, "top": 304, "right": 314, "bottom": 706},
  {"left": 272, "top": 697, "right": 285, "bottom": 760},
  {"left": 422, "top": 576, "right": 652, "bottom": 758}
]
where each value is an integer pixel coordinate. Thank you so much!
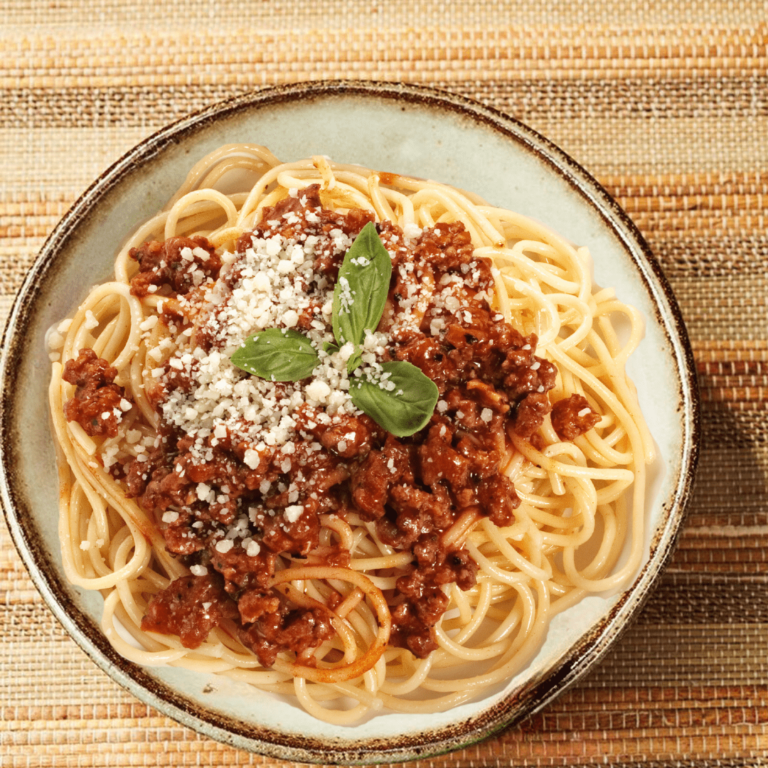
[
  {"left": 84, "top": 310, "right": 99, "bottom": 330},
  {"left": 284, "top": 505, "right": 304, "bottom": 523}
]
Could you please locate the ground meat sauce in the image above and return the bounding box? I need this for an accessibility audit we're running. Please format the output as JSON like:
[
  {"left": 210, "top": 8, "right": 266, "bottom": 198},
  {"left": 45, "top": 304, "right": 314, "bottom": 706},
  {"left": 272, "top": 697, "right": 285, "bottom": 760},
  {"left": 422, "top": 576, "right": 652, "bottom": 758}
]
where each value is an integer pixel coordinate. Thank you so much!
[
  {"left": 67, "top": 186, "right": 600, "bottom": 665},
  {"left": 129, "top": 235, "right": 221, "bottom": 298},
  {"left": 62, "top": 348, "right": 128, "bottom": 438},
  {"left": 551, "top": 393, "right": 601, "bottom": 441},
  {"left": 141, "top": 572, "right": 239, "bottom": 648}
]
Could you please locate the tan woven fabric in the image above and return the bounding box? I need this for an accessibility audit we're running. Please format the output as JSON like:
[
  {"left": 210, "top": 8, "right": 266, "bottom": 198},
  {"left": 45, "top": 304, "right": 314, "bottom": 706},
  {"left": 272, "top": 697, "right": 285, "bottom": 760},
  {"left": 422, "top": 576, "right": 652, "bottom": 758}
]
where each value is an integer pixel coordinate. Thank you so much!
[{"left": 1, "top": 1, "right": 767, "bottom": 765}]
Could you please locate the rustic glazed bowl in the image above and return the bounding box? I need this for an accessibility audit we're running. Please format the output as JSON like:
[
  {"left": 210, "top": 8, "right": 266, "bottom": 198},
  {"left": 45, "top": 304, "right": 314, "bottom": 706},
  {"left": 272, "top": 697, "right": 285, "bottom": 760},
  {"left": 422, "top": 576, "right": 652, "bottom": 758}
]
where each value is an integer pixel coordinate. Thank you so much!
[{"left": 0, "top": 82, "right": 699, "bottom": 763}]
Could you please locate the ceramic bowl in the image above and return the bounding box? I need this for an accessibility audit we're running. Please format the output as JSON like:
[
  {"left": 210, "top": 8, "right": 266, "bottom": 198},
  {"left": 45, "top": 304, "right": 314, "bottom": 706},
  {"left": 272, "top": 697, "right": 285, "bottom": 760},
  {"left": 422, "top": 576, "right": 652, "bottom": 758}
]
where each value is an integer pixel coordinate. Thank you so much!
[{"left": 0, "top": 81, "right": 699, "bottom": 763}]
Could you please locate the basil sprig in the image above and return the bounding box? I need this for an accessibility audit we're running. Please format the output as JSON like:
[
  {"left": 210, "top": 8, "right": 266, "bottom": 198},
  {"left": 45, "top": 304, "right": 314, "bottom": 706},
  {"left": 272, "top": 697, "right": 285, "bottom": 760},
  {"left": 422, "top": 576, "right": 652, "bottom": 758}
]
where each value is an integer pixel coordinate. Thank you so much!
[
  {"left": 231, "top": 328, "right": 319, "bottom": 381},
  {"left": 349, "top": 361, "right": 437, "bottom": 438},
  {"left": 230, "top": 222, "right": 438, "bottom": 436},
  {"left": 332, "top": 222, "right": 392, "bottom": 374}
]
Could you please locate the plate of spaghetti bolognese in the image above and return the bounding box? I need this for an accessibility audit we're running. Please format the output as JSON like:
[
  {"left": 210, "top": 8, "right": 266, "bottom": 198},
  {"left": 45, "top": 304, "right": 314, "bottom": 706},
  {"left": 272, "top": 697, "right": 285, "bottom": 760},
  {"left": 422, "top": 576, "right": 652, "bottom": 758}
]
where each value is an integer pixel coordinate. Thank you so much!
[{"left": 0, "top": 82, "right": 699, "bottom": 763}]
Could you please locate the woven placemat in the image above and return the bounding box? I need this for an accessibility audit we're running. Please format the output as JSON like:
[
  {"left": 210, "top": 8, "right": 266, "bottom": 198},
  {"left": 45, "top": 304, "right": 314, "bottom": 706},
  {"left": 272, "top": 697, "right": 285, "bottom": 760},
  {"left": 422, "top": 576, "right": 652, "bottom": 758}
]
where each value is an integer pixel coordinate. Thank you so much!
[{"left": 1, "top": 1, "right": 767, "bottom": 765}]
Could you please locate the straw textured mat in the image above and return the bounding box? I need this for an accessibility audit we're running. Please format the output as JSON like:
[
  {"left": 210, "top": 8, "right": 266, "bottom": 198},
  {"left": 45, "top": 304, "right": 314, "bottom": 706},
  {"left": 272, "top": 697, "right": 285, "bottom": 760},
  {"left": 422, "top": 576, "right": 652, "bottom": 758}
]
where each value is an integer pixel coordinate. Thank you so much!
[{"left": 1, "top": 1, "right": 767, "bottom": 766}]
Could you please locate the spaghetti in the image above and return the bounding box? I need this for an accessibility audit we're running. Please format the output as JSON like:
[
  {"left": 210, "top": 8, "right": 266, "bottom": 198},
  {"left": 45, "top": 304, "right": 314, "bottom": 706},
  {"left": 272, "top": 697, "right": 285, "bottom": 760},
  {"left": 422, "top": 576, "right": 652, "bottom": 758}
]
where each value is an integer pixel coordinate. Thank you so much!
[{"left": 48, "top": 145, "right": 653, "bottom": 723}]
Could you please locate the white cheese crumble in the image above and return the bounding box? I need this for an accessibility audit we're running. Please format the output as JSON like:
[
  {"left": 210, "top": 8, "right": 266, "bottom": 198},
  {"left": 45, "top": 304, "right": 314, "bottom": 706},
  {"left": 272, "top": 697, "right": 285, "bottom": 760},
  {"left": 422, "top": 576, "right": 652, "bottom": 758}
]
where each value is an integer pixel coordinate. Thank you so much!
[
  {"left": 284, "top": 505, "right": 304, "bottom": 523},
  {"left": 444, "top": 296, "right": 460, "bottom": 312},
  {"left": 306, "top": 380, "right": 331, "bottom": 402},
  {"left": 403, "top": 222, "right": 422, "bottom": 240},
  {"left": 47, "top": 331, "right": 64, "bottom": 350},
  {"left": 243, "top": 449, "right": 260, "bottom": 469}
]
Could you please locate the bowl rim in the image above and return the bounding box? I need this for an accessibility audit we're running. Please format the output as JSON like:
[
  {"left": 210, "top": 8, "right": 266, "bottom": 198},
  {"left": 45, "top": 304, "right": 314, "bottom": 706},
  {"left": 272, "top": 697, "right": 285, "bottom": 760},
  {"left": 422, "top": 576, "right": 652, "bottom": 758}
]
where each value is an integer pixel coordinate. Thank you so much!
[{"left": 0, "top": 80, "right": 700, "bottom": 764}]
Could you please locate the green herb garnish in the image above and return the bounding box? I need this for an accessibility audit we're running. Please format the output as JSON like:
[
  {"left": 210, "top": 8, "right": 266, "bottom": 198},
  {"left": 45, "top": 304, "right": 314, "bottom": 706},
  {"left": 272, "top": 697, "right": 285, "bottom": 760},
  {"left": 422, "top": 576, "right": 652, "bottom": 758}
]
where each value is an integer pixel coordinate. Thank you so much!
[
  {"left": 349, "top": 361, "right": 438, "bottom": 438},
  {"left": 230, "top": 328, "right": 319, "bottom": 381},
  {"left": 230, "top": 222, "right": 438, "bottom": 437},
  {"left": 332, "top": 222, "right": 392, "bottom": 374}
]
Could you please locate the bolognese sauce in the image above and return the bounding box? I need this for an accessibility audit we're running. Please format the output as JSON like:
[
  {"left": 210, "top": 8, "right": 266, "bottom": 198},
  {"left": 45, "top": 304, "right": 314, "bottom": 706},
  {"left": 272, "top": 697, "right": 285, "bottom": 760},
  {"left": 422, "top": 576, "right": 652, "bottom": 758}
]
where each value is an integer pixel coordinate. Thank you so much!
[{"left": 63, "top": 184, "right": 600, "bottom": 666}]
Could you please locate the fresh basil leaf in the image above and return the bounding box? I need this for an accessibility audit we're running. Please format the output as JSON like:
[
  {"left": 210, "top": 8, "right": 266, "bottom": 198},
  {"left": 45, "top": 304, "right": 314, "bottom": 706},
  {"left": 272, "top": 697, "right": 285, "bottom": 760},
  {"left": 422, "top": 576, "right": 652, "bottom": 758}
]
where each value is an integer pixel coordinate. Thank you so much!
[
  {"left": 347, "top": 348, "right": 363, "bottom": 374},
  {"left": 322, "top": 341, "right": 340, "bottom": 355},
  {"left": 332, "top": 222, "right": 392, "bottom": 369},
  {"left": 350, "top": 361, "right": 438, "bottom": 437},
  {"left": 231, "top": 328, "right": 318, "bottom": 382}
]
